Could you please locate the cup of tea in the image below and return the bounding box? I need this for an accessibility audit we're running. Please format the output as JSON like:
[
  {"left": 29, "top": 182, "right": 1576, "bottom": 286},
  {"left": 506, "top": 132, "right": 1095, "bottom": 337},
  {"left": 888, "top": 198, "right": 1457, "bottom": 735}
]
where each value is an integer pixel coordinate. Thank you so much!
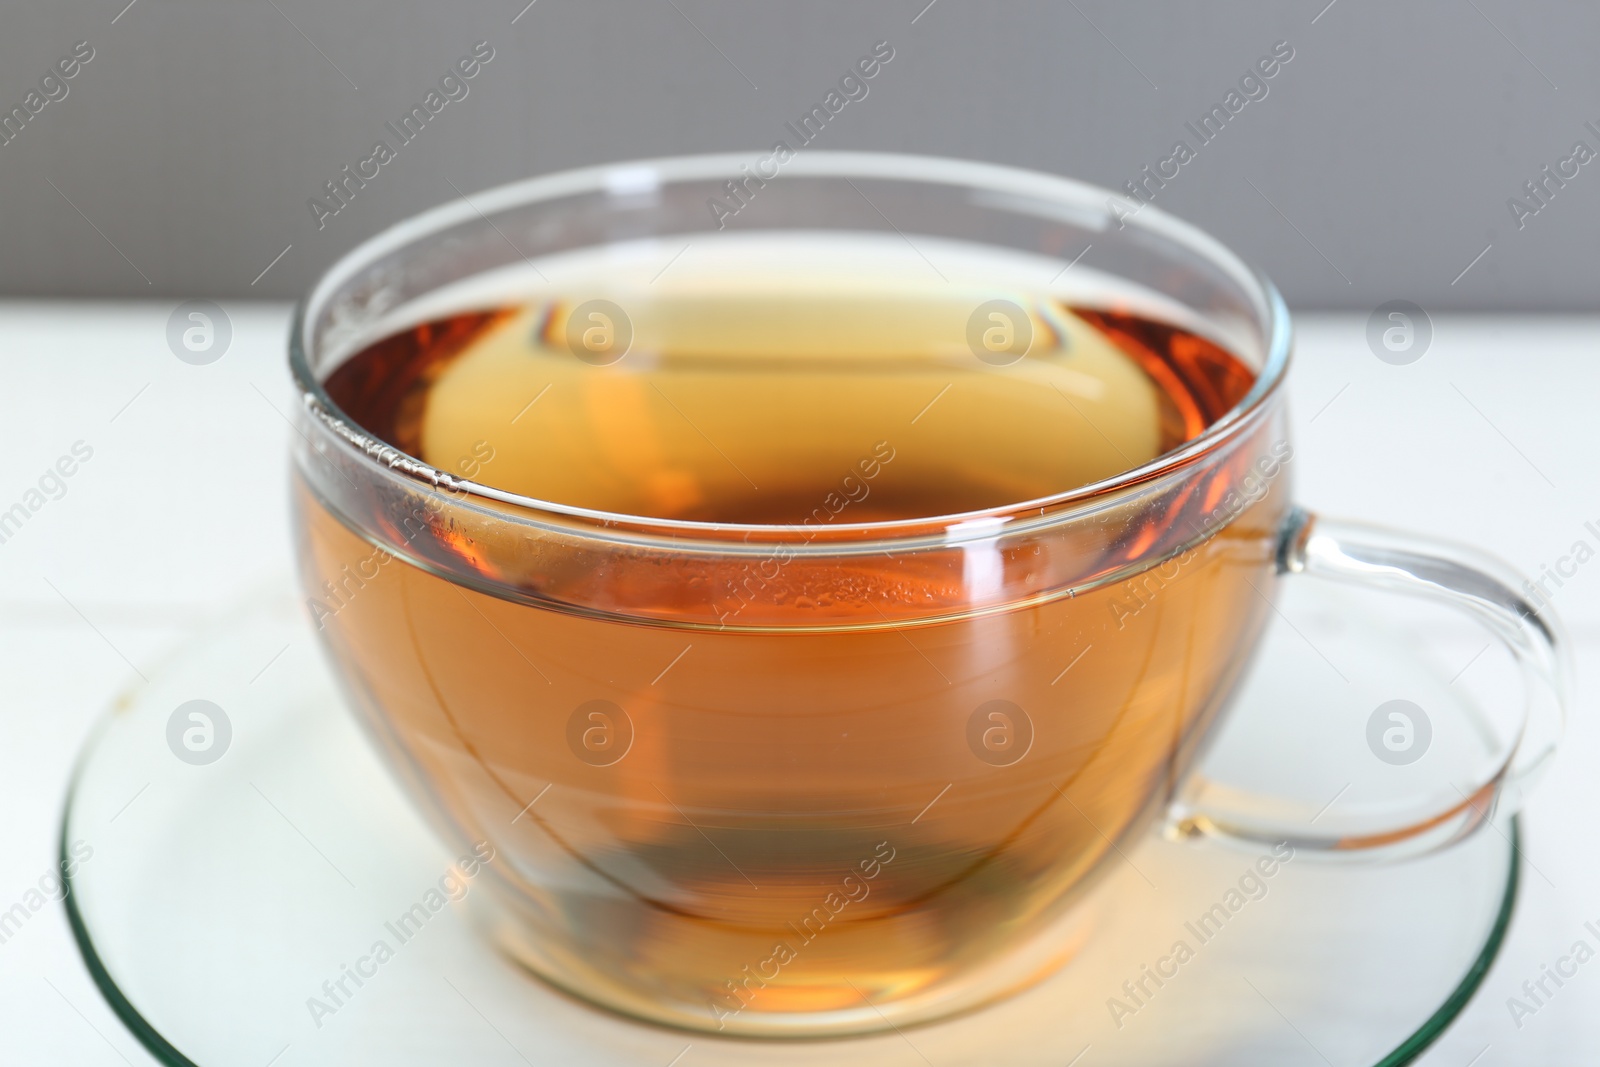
[{"left": 288, "top": 153, "right": 1566, "bottom": 1037}]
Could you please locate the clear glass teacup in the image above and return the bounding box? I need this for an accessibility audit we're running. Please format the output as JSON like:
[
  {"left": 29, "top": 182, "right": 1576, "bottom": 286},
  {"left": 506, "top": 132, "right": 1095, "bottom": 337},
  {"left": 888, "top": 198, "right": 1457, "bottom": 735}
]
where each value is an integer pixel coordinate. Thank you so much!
[{"left": 288, "top": 152, "right": 1565, "bottom": 1037}]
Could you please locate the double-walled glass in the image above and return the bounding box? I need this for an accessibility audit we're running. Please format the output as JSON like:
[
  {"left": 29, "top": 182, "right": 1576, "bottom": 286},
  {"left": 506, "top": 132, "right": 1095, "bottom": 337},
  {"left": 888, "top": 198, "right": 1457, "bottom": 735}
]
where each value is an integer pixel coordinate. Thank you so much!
[{"left": 288, "top": 154, "right": 1564, "bottom": 1037}]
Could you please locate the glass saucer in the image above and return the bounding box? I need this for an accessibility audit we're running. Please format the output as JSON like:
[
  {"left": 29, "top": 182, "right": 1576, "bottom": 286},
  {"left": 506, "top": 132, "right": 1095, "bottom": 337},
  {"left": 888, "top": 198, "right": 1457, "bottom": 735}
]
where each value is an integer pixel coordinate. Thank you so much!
[{"left": 61, "top": 582, "right": 1518, "bottom": 1067}]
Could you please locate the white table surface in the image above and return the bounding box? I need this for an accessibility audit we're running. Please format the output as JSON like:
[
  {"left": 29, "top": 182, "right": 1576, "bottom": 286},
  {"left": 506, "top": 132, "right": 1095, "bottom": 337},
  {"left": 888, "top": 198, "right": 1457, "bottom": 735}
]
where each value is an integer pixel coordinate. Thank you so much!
[{"left": 0, "top": 304, "right": 1594, "bottom": 1064}]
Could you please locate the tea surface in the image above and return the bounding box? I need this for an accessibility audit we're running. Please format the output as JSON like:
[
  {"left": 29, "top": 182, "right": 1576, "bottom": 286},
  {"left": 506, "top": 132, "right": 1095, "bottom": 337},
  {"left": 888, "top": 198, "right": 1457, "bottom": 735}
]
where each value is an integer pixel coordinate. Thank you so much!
[{"left": 325, "top": 237, "right": 1253, "bottom": 524}]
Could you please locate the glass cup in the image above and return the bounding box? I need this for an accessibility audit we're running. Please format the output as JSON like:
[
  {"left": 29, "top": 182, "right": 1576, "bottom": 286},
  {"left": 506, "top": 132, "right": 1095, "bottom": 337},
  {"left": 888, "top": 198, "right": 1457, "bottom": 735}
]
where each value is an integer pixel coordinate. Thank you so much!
[{"left": 287, "top": 153, "right": 1566, "bottom": 1037}]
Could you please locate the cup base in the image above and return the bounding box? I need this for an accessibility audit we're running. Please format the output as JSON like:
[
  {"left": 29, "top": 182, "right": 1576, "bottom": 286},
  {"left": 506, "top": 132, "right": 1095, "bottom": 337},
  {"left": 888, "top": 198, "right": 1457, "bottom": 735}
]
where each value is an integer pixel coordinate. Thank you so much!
[
  {"left": 467, "top": 873, "right": 1101, "bottom": 1038},
  {"left": 61, "top": 586, "right": 1518, "bottom": 1065}
]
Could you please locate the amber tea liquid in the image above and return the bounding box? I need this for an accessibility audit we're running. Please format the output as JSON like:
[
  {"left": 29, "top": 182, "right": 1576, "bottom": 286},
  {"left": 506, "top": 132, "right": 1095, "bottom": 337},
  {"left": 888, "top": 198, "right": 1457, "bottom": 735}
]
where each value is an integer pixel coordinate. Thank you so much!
[{"left": 295, "top": 235, "right": 1289, "bottom": 1031}]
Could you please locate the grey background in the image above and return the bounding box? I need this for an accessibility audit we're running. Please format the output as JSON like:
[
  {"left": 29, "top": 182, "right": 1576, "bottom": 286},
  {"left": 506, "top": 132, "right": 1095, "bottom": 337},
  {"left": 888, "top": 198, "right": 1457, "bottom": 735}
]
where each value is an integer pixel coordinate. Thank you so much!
[{"left": 1, "top": 0, "right": 1596, "bottom": 309}]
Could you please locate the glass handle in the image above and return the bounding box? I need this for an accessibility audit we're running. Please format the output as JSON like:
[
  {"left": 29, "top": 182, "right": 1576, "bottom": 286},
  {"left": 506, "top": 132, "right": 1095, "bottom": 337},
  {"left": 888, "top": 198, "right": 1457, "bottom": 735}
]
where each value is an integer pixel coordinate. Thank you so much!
[{"left": 1168, "top": 506, "right": 1569, "bottom": 859}]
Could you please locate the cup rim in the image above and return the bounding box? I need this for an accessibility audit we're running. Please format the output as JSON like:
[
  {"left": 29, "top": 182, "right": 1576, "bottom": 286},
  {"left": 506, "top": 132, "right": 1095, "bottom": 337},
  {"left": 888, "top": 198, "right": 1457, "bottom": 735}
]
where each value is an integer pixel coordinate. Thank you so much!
[{"left": 289, "top": 150, "right": 1291, "bottom": 545}]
